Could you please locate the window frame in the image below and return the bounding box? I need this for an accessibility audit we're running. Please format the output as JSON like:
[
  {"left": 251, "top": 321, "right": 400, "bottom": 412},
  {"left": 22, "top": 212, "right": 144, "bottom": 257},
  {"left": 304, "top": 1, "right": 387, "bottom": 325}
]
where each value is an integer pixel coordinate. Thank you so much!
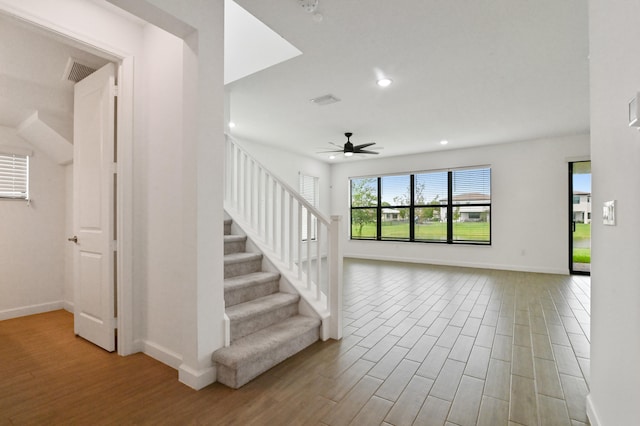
[
  {"left": 0, "top": 152, "right": 29, "bottom": 201},
  {"left": 350, "top": 166, "right": 491, "bottom": 245}
]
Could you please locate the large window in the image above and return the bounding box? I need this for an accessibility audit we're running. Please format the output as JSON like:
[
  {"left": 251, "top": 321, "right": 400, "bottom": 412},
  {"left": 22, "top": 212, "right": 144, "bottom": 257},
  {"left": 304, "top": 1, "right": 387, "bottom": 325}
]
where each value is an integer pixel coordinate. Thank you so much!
[
  {"left": 0, "top": 153, "right": 29, "bottom": 200},
  {"left": 350, "top": 167, "right": 491, "bottom": 244}
]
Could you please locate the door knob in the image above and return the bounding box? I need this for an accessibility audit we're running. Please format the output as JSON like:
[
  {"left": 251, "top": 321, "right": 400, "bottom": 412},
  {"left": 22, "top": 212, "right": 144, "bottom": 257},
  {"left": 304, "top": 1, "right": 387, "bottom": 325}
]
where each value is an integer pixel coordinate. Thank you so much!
[{"left": 68, "top": 236, "right": 78, "bottom": 243}]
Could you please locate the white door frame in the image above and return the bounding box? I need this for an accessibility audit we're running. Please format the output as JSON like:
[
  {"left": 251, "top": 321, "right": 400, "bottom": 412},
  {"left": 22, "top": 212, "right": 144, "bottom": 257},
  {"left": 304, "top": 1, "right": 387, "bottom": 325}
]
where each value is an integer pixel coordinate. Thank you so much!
[{"left": 0, "top": 5, "right": 136, "bottom": 356}]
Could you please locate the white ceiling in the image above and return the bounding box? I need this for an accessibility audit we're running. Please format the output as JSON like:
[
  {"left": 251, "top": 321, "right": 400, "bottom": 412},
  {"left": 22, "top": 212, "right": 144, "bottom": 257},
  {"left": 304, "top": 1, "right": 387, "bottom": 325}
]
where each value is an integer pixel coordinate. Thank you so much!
[
  {"left": 0, "top": 13, "right": 111, "bottom": 141},
  {"left": 0, "top": 1, "right": 589, "bottom": 163},
  {"left": 227, "top": 0, "right": 590, "bottom": 162}
]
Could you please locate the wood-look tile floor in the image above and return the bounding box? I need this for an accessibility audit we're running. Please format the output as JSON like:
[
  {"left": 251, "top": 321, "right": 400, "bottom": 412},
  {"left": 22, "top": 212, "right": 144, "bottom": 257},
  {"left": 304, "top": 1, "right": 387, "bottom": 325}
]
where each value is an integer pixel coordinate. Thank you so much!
[{"left": 0, "top": 259, "right": 590, "bottom": 425}]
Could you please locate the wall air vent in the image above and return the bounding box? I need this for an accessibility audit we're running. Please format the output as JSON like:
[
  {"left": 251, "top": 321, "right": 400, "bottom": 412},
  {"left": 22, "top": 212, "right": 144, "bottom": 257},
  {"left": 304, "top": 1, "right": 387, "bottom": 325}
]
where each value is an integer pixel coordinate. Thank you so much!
[
  {"left": 63, "top": 57, "right": 97, "bottom": 83},
  {"left": 310, "top": 94, "right": 341, "bottom": 106}
]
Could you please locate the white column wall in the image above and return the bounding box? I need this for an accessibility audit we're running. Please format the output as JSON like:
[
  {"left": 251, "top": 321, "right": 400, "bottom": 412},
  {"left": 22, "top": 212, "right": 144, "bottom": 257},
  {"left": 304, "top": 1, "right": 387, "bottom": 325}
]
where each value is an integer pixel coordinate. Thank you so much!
[
  {"left": 587, "top": 1, "right": 640, "bottom": 424},
  {"left": 139, "top": 24, "right": 186, "bottom": 367},
  {"left": 141, "top": 0, "right": 225, "bottom": 390},
  {"left": 331, "top": 134, "right": 590, "bottom": 274}
]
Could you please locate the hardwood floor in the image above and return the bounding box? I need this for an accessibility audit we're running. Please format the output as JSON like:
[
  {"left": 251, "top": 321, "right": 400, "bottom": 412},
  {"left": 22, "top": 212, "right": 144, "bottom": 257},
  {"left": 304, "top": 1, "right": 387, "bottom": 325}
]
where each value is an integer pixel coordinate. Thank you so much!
[{"left": 0, "top": 259, "right": 591, "bottom": 425}]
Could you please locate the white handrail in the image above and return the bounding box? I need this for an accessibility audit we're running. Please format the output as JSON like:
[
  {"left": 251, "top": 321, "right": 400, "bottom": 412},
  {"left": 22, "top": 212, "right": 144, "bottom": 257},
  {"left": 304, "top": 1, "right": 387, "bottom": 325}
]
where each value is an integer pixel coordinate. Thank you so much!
[{"left": 224, "top": 135, "right": 342, "bottom": 340}]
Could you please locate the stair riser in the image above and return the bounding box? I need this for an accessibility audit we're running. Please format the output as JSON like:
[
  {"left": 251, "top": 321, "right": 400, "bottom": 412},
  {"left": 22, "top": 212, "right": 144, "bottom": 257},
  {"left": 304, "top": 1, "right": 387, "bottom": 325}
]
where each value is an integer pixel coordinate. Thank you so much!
[
  {"left": 216, "top": 325, "right": 320, "bottom": 389},
  {"left": 225, "top": 259, "right": 262, "bottom": 279},
  {"left": 231, "top": 303, "right": 299, "bottom": 342},
  {"left": 225, "top": 279, "right": 279, "bottom": 307},
  {"left": 224, "top": 240, "right": 246, "bottom": 255},
  {"left": 224, "top": 222, "right": 232, "bottom": 235}
]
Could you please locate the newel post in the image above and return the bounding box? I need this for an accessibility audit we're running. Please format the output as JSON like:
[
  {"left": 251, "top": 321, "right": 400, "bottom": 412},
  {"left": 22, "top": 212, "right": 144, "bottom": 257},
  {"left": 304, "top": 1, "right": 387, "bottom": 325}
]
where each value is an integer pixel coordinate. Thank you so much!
[{"left": 328, "top": 215, "right": 343, "bottom": 339}]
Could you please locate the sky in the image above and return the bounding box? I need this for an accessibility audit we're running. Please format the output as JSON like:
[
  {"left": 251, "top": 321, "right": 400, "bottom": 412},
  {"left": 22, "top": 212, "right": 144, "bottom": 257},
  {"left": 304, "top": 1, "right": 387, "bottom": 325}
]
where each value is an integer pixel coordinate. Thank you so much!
[{"left": 573, "top": 173, "right": 591, "bottom": 193}]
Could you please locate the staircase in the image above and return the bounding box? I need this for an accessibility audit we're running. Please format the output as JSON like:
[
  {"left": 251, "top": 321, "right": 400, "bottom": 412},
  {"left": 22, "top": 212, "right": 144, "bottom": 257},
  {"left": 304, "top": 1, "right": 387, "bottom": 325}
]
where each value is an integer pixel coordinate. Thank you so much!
[{"left": 212, "top": 218, "right": 321, "bottom": 388}]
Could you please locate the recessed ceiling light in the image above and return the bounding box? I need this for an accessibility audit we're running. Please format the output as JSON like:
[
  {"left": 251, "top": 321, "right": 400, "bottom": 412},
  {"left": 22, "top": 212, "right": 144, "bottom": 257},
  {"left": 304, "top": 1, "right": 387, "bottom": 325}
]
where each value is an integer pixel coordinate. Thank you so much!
[
  {"left": 228, "top": 121, "right": 236, "bottom": 128},
  {"left": 440, "top": 140, "right": 448, "bottom": 145},
  {"left": 329, "top": 154, "right": 336, "bottom": 159},
  {"left": 377, "top": 78, "right": 393, "bottom": 88}
]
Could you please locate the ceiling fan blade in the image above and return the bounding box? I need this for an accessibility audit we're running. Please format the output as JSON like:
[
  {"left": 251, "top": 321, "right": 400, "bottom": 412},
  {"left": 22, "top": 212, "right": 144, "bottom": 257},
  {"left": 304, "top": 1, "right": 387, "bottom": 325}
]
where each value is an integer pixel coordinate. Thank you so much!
[
  {"left": 328, "top": 142, "right": 343, "bottom": 148},
  {"left": 356, "top": 150, "right": 379, "bottom": 154},
  {"left": 354, "top": 142, "right": 376, "bottom": 149},
  {"left": 316, "top": 149, "right": 343, "bottom": 153}
]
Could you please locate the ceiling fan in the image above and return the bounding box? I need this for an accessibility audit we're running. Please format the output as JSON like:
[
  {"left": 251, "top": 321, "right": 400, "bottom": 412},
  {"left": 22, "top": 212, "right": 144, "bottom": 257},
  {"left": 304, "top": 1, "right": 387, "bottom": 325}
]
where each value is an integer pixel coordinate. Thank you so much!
[{"left": 320, "top": 132, "right": 380, "bottom": 157}]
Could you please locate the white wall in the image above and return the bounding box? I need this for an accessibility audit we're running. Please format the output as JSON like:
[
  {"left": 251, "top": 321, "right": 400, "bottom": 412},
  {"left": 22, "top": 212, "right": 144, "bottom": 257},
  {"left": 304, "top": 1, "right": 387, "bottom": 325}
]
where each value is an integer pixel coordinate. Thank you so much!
[
  {"left": 135, "top": 0, "right": 226, "bottom": 390},
  {"left": 235, "top": 138, "right": 333, "bottom": 215},
  {"left": 140, "top": 24, "right": 186, "bottom": 367},
  {"left": 0, "top": 128, "right": 66, "bottom": 319},
  {"left": 331, "top": 134, "right": 590, "bottom": 274},
  {"left": 587, "top": 1, "right": 640, "bottom": 424}
]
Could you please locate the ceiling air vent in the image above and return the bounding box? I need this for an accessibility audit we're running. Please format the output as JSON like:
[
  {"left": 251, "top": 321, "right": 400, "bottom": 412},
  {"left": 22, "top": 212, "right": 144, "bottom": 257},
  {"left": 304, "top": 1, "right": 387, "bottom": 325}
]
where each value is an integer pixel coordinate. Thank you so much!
[
  {"left": 310, "top": 94, "right": 341, "bottom": 106},
  {"left": 63, "top": 57, "right": 97, "bottom": 83}
]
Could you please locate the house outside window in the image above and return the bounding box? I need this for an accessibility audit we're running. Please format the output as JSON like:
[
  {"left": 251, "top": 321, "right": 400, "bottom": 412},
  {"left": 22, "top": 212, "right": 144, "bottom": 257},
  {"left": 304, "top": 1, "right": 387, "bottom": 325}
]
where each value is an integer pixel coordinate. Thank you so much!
[
  {"left": 572, "top": 191, "right": 592, "bottom": 224},
  {"left": 350, "top": 166, "right": 491, "bottom": 244}
]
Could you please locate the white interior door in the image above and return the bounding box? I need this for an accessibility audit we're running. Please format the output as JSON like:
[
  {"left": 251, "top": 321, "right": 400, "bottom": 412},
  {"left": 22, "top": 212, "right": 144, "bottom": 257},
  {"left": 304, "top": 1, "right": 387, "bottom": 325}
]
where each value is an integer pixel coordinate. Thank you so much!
[{"left": 72, "top": 63, "right": 116, "bottom": 352}]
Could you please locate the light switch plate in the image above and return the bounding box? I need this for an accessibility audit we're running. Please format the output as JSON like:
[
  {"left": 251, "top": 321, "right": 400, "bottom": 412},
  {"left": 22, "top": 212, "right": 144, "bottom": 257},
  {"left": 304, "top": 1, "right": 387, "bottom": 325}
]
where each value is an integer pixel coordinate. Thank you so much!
[
  {"left": 630, "top": 94, "right": 640, "bottom": 127},
  {"left": 603, "top": 200, "right": 616, "bottom": 226}
]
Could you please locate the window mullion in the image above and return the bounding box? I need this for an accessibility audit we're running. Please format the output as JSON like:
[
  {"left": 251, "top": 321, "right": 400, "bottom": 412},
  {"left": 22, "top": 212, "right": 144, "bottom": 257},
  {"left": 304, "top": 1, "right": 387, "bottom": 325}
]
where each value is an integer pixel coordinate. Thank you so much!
[
  {"left": 409, "top": 174, "right": 415, "bottom": 241},
  {"left": 447, "top": 170, "right": 453, "bottom": 244},
  {"left": 376, "top": 177, "right": 382, "bottom": 241}
]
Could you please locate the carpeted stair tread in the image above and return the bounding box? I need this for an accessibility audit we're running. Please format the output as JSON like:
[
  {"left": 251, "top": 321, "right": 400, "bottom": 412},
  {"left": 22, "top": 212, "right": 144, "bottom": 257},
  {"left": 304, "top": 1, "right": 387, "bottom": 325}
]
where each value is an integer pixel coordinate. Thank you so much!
[
  {"left": 227, "top": 292, "right": 299, "bottom": 322},
  {"left": 224, "top": 271, "right": 281, "bottom": 307},
  {"left": 224, "top": 234, "right": 247, "bottom": 255},
  {"left": 217, "top": 215, "right": 321, "bottom": 388},
  {"left": 224, "top": 271, "right": 280, "bottom": 291},
  {"left": 213, "top": 315, "right": 320, "bottom": 370},
  {"left": 224, "top": 234, "right": 246, "bottom": 243},
  {"left": 224, "top": 252, "right": 262, "bottom": 264},
  {"left": 224, "top": 252, "right": 263, "bottom": 279}
]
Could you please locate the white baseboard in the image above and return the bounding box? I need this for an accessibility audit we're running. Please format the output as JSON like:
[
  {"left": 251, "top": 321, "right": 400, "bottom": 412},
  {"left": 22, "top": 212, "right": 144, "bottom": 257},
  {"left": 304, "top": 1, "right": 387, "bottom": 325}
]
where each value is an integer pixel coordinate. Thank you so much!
[
  {"left": 142, "top": 340, "right": 183, "bottom": 370},
  {"left": 63, "top": 300, "right": 74, "bottom": 313},
  {"left": 0, "top": 301, "right": 64, "bottom": 321},
  {"left": 586, "top": 394, "right": 601, "bottom": 426},
  {"left": 344, "top": 254, "right": 568, "bottom": 275},
  {"left": 178, "top": 363, "right": 216, "bottom": 390}
]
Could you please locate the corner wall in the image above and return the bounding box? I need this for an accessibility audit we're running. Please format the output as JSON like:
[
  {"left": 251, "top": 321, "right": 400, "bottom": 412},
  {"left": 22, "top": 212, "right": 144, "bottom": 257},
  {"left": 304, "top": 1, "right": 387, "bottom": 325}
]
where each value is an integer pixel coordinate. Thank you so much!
[
  {"left": 140, "top": 23, "right": 186, "bottom": 368},
  {"left": 587, "top": 1, "right": 640, "bottom": 424},
  {"left": 331, "top": 134, "right": 589, "bottom": 274},
  {"left": 0, "top": 129, "right": 66, "bottom": 320}
]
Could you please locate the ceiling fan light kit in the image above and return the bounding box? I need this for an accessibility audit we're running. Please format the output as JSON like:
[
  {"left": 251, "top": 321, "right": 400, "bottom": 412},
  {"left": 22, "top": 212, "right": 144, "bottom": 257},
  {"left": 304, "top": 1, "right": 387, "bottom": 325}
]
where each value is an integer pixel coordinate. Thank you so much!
[{"left": 319, "top": 132, "right": 380, "bottom": 158}]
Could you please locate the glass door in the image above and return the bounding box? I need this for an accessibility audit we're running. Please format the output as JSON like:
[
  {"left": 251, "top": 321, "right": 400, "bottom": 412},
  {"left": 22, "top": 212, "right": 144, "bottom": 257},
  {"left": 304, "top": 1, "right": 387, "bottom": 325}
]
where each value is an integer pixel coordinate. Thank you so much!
[{"left": 569, "top": 161, "right": 591, "bottom": 275}]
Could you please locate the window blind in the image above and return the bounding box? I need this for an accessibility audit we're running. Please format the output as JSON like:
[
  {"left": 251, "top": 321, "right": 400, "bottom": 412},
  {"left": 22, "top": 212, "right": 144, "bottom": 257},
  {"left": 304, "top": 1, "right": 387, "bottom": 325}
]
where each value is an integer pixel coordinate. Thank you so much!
[
  {"left": 299, "top": 173, "right": 319, "bottom": 240},
  {"left": 300, "top": 174, "right": 318, "bottom": 207},
  {"left": 0, "top": 153, "right": 29, "bottom": 200}
]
